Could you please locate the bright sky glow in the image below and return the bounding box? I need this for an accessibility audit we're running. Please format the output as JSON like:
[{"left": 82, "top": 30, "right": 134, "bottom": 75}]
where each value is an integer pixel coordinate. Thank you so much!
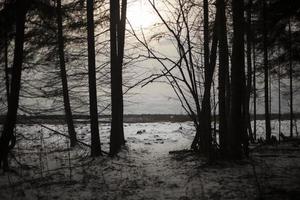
[{"left": 127, "top": 0, "right": 157, "bottom": 29}]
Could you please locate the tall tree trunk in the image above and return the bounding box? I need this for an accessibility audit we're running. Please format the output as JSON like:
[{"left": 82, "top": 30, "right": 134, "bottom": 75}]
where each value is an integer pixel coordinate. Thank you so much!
[
  {"left": 4, "top": 11, "right": 10, "bottom": 101},
  {"left": 212, "top": 80, "right": 217, "bottom": 142},
  {"left": 245, "top": 0, "right": 253, "bottom": 143},
  {"left": 263, "top": 0, "right": 271, "bottom": 142},
  {"left": 87, "top": 0, "right": 101, "bottom": 156},
  {"left": 288, "top": 16, "right": 293, "bottom": 138},
  {"left": 109, "top": 0, "right": 127, "bottom": 156},
  {"left": 252, "top": 34, "right": 257, "bottom": 141},
  {"left": 57, "top": 0, "right": 77, "bottom": 147},
  {"left": 217, "top": 0, "right": 229, "bottom": 155},
  {"left": 0, "top": 0, "right": 27, "bottom": 170},
  {"left": 278, "top": 60, "right": 281, "bottom": 142},
  {"left": 228, "top": 0, "right": 245, "bottom": 159},
  {"left": 191, "top": 3, "right": 218, "bottom": 156},
  {"left": 117, "top": 0, "right": 127, "bottom": 144},
  {"left": 199, "top": 0, "right": 212, "bottom": 156}
]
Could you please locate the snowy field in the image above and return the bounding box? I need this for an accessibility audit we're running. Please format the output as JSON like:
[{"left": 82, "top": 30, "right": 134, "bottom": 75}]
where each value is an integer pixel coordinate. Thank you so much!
[{"left": 0, "top": 120, "right": 300, "bottom": 200}]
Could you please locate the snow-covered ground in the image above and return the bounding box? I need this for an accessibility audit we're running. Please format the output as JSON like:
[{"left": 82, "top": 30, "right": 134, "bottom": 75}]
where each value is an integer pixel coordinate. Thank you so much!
[{"left": 0, "top": 120, "right": 299, "bottom": 200}]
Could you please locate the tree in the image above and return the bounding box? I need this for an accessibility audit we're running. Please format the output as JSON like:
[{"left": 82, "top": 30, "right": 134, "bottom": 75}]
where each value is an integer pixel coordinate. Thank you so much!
[
  {"left": 109, "top": 0, "right": 127, "bottom": 156},
  {"left": 3, "top": 0, "right": 9, "bottom": 102},
  {"left": 217, "top": 0, "right": 229, "bottom": 154},
  {"left": 0, "top": 0, "right": 27, "bottom": 170},
  {"left": 252, "top": 33, "right": 257, "bottom": 141},
  {"left": 288, "top": 16, "right": 293, "bottom": 138},
  {"left": 57, "top": 0, "right": 77, "bottom": 147},
  {"left": 228, "top": 0, "right": 246, "bottom": 159},
  {"left": 198, "top": 0, "right": 212, "bottom": 157},
  {"left": 245, "top": 0, "right": 254, "bottom": 142},
  {"left": 191, "top": 0, "right": 218, "bottom": 157},
  {"left": 252, "top": 0, "right": 300, "bottom": 140},
  {"left": 86, "top": 0, "right": 101, "bottom": 156},
  {"left": 262, "top": 0, "right": 271, "bottom": 142}
]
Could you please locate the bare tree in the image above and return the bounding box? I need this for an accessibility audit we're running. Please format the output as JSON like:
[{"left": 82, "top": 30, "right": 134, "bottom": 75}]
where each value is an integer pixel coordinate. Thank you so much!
[{"left": 128, "top": 0, "right": 219, "bottom": 157}]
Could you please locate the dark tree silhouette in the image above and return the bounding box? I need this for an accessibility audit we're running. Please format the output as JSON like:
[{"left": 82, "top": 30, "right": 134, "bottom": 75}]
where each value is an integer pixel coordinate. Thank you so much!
[
  {"left": 0, "top": 0, "right": 27, "bottom": 170},
  {"left": 288, "top": 16, "right": 293, "bottom": 138},
  {"left": 191, "top": 0, "right": 218, "bottom": 157},
  {"left": 245, "top": 0, "right": 254, "bottom": 142},
  {"left": 262, "top": 0, "right": 271, "bottom": 142},
  {"left": 86, "top": 0, "right": 101, "bottom": 156},
  {"left": 228, "top": 0, "right": 247, "bottom": 159},
  {"left": 56, "top": 0, "right": 77, "bottom": 147},
  {"left": 217, "top": 0, "right": 229, "bottom": 154},
  {"left": 199, "top": 0, "right": 212, "bottom": 157},
  {"left": 109, "top": 0, "right": 127, "bottom": 156}
]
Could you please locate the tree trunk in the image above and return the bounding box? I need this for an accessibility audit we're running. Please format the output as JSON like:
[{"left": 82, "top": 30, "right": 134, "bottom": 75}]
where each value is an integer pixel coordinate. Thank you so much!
[
  {"left": 278, "top": 59, "right": 281, "bottom": 142},
  {"left": 57, "top": 0, "right": 77, "bottom": 147},
  {"left": 263, "top": 0, "right": 271, "bottom": 142},
  {"left": 110, "top": 0, "right": 126, "bottom": 156},
  {"left": 117, "top": 0, "right": 127, "bottom": 144},
  {"left": 87, "top": 0, "right": 101, "bottom": 156},
  {"left": 212, "top": 80, "right": 217, "bottom": 142},
  {"left": 4, "top": 14, "right": 10, "bottom": 101},
  {"left": 288, "top": 17, "right": 293, "bottom": 138},
  {"left": 253, "top": 34, "right": 257, "bottom": 141},
  {"left": 245, "top": 0, "right": 253, "bottom": 143},
  {"left": 191, "top": 2, "right": 218, "bottom": 156},
  {"left": 228, "top": 0, "right": 245, "bottom": 159},
  {"left": 109, "top": 0, "right": 120, "bottom": 155},
  {"left": 217, "top": 0, "right": 229, "bottom": 155},
  {"left": 200, "top": 0, "right": 212, "bottom": 157},
  {"left": 109, "top": 0, "right": 126, "bottom": 156},
  {"left": 0, "top": 0, "right": 27, "bottom": 170}
]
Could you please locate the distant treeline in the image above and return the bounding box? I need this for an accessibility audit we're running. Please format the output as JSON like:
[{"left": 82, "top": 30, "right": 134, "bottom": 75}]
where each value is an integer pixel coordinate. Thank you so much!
[{"left": 0, "top": 114, "right": 299, "bottom": 124}]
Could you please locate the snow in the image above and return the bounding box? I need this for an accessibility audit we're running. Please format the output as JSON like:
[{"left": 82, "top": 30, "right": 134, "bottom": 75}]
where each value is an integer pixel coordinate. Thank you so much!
[{"left": 0, "top": 120, "right": 299, "bottom": 200}]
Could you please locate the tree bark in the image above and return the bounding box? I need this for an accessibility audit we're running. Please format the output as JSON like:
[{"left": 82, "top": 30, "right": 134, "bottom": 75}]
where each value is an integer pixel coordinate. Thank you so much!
[
  {"left": 191, "top": 2, "right": 218, "bottom": 156},
  {"left": 57, "top": 0, "right": 77, "bottom": 147},
  {"left": 109, "top": 0, "right": 127, "bottom": 156},
  {"left": 253, "top": 33, "right": 257, "bottom": 141},
  {"left": 109, "top": 0, "right": 126, "bottom": 156},
  {"left": 245, "top": 0, "right": 253, "bottom": 143},
  {"left": 263, "top": 0, "right": 271, "bottom": 142},
  {"left": 200, "top": 0, "right": 212, "bottom": 157},
  {"left": 228, "top": 0, "right": 245, "bottom": 159},
  {"left": 4, "top": 6, "right": 10, "bottom": 101},
  {"left": 278, "top": 58, "right": 281, "bottom": 142},
  {"left": 87, "top": 0, "right": 101, "bottom": 156},
  {"left": 217, "top": 0, "right": 229, "bottom": 154},
  {"left": 0, "top": 0, "right": 27, "bottom": 170},
  {"left": 288, "top": 16, "right": 293, "bottom": 138}
]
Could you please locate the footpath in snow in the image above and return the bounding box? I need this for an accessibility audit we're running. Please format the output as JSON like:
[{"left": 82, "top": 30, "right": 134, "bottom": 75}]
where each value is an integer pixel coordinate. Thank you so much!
[{"left": 0, "top": 121, "right": 300, "bottom": 200}]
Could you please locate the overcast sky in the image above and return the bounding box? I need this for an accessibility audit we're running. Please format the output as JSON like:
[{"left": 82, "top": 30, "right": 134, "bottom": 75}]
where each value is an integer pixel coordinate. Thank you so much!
[{"left": 123, "top": 0, "right": 300, "bottom": 115}]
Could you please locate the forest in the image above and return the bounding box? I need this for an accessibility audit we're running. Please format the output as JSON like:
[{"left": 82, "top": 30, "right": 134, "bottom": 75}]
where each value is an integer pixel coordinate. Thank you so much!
[{"left": 0, "top": 0, "right": 300, "bottom": 199}]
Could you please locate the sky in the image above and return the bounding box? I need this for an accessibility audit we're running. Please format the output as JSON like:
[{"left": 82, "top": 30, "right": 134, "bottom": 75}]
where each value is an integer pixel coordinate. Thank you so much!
[
  {"left": 124, "top": 0, "right": 184, "bottom": 114},
  {"left": 3, "top": 0, "right": 298, "bottom": 116},
  {"left": 123, "top": 0, "right": 300, "bottom": 115}
]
